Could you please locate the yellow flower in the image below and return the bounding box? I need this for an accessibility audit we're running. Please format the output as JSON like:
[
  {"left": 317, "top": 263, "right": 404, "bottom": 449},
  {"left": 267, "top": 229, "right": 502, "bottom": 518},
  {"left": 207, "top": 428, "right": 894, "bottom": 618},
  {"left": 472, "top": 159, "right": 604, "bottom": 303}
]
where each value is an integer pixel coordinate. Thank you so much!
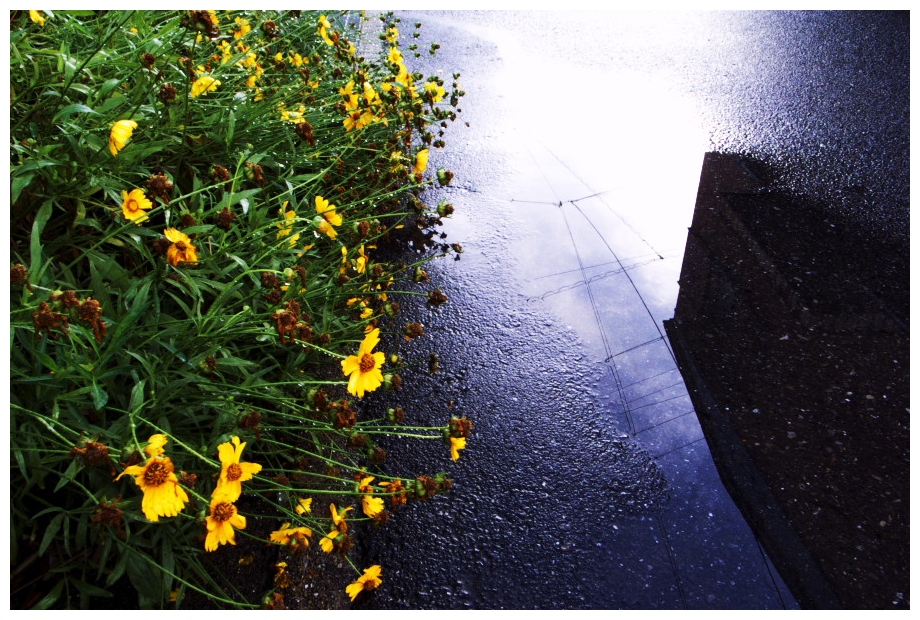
[
  {"left": 355, "top": 245, "right": 369, "bottom": 274},
  {"left": 330, "top": 502, "right": 353, "bottom": 530},
  {"left": 121, "top": 188, "right": 153, "bottom": 223},
  {"left": 144, "top": 433, "right": 168, "bottom": 457},
  {"left": 319, "top": 530, "right": 338, "bottom": 553},
  {"left": 450, "top": 436, "right": 467, "bottom": 461},
  {"left": 232, "top": 16, "right": 250, "bottom": 39},
  {"left": 341, "top": 328, "right": 385, "bottom": 398},
  {"left": 29, "top": 10, "right": 45, "bottom": 26},
  {"left": 277, "top": 202, "right": 297, "bottom": 239},
  {"left": 269, "top": 523, "right": 313, "bottom": 545},
  {"left": 346, "top": 565, "right": 383, "bottom": 601},
  {"left": 214, "top": 436, "right": 262, "bottom": 502},
  {"left": 295, "top": 498, "right": 312, "bottom": 515},
  {"left": 204, "top": 497, "right": 246, "bottom": 551},
  {"left": 385, "top": 26, "right": 399, "bottom": 42},
  {"left": 424, "top": 80, "right": 446, "bottom": 103},
  {"left": 163, "top": 228, "right": 199, "bottom": 267},
  {"left": 318, "top": 15, "right": 334, "bottom": 46},
  {"left": 359, "top": 476, "right": 384, "bottom": 517},
  {"left": 190, "top": 75, "right": 220, "bottom": 97},
  {"left": 363, "top": 82, "right": 381, "bottom": 106},
  {"left": 387, "top": 47, "right": 403, "bottom": 65},
  {"left": 339, "top": 80, "right": 360, "bottom": 111},
  {"left": 115, "top": 435, "right": 188, "bottom": 522},
  {"left": 109, "top": 120, "right": 137, "bottom": 157},
  {"left": 414, "top": 148, "right": 429, "bottom": 177},
  {"left": 315, "top": 195, "right": 341, "bottom": 239}
]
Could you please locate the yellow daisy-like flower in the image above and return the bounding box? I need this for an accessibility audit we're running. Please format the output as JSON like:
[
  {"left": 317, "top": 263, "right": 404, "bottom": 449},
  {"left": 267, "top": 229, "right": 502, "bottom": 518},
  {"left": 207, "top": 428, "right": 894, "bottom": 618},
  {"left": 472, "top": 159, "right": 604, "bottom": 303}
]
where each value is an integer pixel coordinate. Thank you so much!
[
  {"left": 277, "top": 202, "right": 296, "bottom": 238},
  {"left": 121, "top": 188, "right": 153, "bottom": 223},
  {"left": 363, "top": 82, "right": 381, "bottom": 106},
  {"left": 204, "top": 497, "right": 246, "bottom": 551},
  {"left": 346, "top": 565, "right": 383, "bottom": 601},
  {"left": 330, "top": 502, "right": 353, "bottom": 531},
  {"left": 115, "top": 435, "right": 188, "bottom": 522},
  {"left": 359, "top": 476, "right": 385, "bottom": 517},
  {"left": 232, "top": 16, "right": 250, "bottom": 39},
  {"left": 341, "top": 328, "right": 385, "bottom": 398},
  {"left": 339, "top": 80, "right": 360, "bottom": 111},
  {"left": 450, "top": 436, "right": 467, "bottom": 461},
  {"left": 295, "top": 498, "right": 312, "bottom": 515},
  {"left": 424, "top": 80, "right": 446, "bottom": 103},
  {"left": 414, "top": 148, "right": 429, "bottom": 177},
  {"left": 355, "top": 245, "right": 369, "bottom": 274},
  {"left": 163, "top": 228, "right": 199, "bottom": 267},
  {"left": 190, "top": 75, "right": 220, "bottom": 97},
  {"left": 387, "top": 47, "right": 403, "bottom": 65},
  {"left": 269, "top": 523, "right": 313, "bottom": 545},
  {"left": 109, "top": 120, "right": 137, "bottom": 157},
  {"left": 319, "top": 530, "right": 339, "bottom": 553},
  {"left": 385, "top": 26, "right": 399, "bottom": 43},
  {"left": 144, "top": 433, "right": 168, "bottom": 457},
  {"left": 318, "top": 15, "right": 334, "bottom": 46},
  {"left": 315, "top": 195, "right": 341, "bottom": 239},
  {"left": 214, "top": 436, "right": 262, "bottom": 502},
  {"left": 29, "top": 10, "right": 45, "bottom": 26}
]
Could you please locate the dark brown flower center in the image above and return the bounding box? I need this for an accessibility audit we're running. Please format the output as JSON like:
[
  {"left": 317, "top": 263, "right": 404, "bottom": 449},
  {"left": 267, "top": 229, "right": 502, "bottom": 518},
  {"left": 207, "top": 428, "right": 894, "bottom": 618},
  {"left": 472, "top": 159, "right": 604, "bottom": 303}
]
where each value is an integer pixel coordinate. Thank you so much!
[
  {"left": 144, "top": 461, "right": 169, "bottom": 486},
  {"left": 359, "top": 353, "right": 376, "bottom": 373},
  {"left": 212, "top": 501, "right": 235, "bottom": 523},
  {"left": 175, "top": 241, "right": 187, "bottom": 252},
  {"left": 226, "top": 463, "right": 243, "bottom": 481}
]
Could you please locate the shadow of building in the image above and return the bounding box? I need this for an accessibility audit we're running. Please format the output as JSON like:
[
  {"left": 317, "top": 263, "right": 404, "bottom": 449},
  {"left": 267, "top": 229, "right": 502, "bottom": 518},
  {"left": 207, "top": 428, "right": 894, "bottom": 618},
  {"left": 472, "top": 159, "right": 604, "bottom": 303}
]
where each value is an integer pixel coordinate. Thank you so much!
[{"left": 664, "top": 152, "right": 909, "bottom": 610}]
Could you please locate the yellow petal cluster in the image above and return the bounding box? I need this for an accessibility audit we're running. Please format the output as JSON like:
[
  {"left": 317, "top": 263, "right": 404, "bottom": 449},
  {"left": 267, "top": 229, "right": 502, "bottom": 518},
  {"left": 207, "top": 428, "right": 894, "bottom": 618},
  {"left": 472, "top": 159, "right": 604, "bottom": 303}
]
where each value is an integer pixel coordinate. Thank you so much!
[
  {"left": 109, "top": 120, "right": 137, "bottom": 157},
  {"left": 345, "top": 565, "right": 383, "bottom": 601},
  {"left": 340, "top": 328, "right": 385, "bottom": 397}
]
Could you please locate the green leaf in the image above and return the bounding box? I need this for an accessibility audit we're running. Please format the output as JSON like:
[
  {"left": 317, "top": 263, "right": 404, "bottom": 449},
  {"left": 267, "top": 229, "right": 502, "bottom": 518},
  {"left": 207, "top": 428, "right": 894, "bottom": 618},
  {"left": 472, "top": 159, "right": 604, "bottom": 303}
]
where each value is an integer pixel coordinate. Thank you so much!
[
  {"left": 31, "top": 577, "right": 64, "bottom": 610},
  {"left": 53, "top": 458, "right": 81, "bottom": 492},
  {"left": 39, "top": 512, "right": 64, "bottom": 556},
  {"left": 90, "top": 381, "right": 108, "bottom": 410},
  {"left": 29, "top": 200, "right": 53, "bottom": 278},
  {"left": 52, "top": 103, "right": 100, "bottom": 122},
  {"left": 129, "top": 379, "right": 146, "bottom": 413}
]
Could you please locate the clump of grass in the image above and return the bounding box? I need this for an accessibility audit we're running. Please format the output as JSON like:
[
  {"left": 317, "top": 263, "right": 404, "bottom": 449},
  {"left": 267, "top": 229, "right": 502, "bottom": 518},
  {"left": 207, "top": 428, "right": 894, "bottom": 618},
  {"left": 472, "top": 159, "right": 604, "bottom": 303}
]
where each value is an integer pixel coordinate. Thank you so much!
[{"left": 10, "top": 10, "right": 469, "bottom": 609}]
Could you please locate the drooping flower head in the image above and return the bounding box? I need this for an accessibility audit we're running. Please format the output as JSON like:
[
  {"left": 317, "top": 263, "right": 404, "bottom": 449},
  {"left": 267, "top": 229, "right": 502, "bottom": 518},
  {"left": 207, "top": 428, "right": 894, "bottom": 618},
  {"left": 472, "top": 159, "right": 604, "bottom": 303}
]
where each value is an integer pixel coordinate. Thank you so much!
[
  {"left": 109, "top": 120, "right": 137, "bottom": 157},
  {"left": 345, "top": 565, "right": 383, "bottom": 601},
  {"left": 115, "top": 434, "right": 189, "bottom": 522},
  {"left": 214, "top": 436, "right": 262, "bottom": 501},
  {"left": 295, "top": 498, "right": 312, "bottom": 515},
  {"left": 121, "top": 188, "right": 153, "bottom": 223},
  {"left": 358, "top": 475, "right": 384, "bottom": 518},
  {"left": 341, "top": 328, "right": 385, "bottom": 398},
  {"left": 29, "top": 10, "right": 45, "bottom": 26},
  {"left": 269, "top": 523, "right": 313, "bottom": 546},
  {"left": 318, "top": 15, "right": 334, "bottom": 46},
  {"left": 414, "top": 148, "right": 429, "bottom": 178},
  {"left": 330, "top": 502, "right": 353, "bottom": 532},
  {"left": 163, "top": 228, "right": 199, "bottom": 266},
  {"left": 204, "top": 496, "right": 246, "bottom": 551},
  {"left": 315, "top": 195, "right": 341, "bottom": 239},
  {"left": 190, "top": 75, "right": 220, "bottom": 97},
  {"left": 450, "top": 436, "right": 467, "bottom": 461}
]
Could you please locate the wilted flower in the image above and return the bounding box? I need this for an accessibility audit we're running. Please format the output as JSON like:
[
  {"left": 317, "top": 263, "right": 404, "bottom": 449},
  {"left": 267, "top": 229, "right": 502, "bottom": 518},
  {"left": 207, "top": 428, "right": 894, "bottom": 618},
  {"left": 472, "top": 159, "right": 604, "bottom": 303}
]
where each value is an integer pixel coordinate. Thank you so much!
[
  {"left": 163, "top": 228, "right": 199, "bottom": 266},
  {"left": 115, "top": 435, "right": 189, "bottom": 522}
]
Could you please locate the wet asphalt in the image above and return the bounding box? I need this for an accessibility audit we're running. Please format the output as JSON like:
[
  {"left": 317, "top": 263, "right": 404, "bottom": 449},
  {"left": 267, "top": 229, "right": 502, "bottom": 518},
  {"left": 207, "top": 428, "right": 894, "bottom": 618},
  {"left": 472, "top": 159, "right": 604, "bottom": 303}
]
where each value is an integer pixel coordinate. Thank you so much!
[{"left": 342, "top": 11, "right": 907, "bottom": 610}]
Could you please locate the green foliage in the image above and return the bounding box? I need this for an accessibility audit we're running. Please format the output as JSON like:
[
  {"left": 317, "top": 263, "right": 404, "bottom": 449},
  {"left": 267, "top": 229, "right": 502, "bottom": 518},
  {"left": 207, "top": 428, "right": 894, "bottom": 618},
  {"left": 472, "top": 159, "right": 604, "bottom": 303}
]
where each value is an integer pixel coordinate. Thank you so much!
[{"left": 10, "top": 9, "right": 468, "bottom": 609}]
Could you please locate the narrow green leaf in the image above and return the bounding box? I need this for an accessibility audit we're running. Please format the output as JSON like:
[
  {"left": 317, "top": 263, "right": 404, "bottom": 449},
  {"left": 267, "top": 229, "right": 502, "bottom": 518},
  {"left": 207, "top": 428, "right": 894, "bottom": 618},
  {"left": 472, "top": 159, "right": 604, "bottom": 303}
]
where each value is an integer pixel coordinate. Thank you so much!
[
  {"left": 52, "top": 103, "right": 100, "bottom": 122},
  {"left": 38, "top": 512, "right": 64, "bottom": 556},
  {"left": 29, "top": 200, "right": 53, "bottom": 277}
]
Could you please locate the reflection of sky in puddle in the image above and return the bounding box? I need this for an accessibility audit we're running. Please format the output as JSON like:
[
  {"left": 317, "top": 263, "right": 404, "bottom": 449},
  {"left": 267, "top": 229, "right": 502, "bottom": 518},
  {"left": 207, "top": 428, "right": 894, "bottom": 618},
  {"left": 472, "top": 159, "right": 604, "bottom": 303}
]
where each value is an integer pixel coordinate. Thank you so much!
[{"left": 481, "top": 23, "right": 708, "bottom": 320}]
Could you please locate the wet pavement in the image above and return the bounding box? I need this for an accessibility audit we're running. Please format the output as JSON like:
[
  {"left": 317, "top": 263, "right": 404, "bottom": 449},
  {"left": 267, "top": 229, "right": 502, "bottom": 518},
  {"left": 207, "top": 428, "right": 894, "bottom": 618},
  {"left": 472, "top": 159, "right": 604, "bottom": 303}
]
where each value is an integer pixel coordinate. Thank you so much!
[{"left": 345, "top": 10, "right": 907, "bottom": 610}]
